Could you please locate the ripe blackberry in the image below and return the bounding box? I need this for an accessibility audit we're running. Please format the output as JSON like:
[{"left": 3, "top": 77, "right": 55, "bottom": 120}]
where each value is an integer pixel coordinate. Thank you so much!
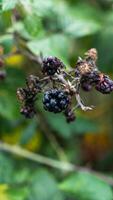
[
  {"left": 64, "top": 108, "right": 76, "bottom": 123},
  {"left": 43, "top": 89, "right": 69, "bottom": 113},
  {"left": 95, "top": 74, "right": 113, "bottom": 94},
  {"left": 20, "top": 104, "right": 36, "bottom": 118},
  {"left": 42, "top": 56, "right": 64, "bottom": 76}
]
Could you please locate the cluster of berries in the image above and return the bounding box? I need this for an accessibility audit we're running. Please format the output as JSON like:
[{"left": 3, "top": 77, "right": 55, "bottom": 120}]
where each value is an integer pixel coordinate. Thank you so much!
[
  {"left": 76, "top": 49, "right": 113, "bottom": 94},
  {"left": 17, "top": 49, "right": 113, "bottom": 123}
]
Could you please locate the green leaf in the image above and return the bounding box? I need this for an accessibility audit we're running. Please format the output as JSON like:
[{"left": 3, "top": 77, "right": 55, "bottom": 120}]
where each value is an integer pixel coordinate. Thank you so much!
[
  {"left": 0, "top": 35, "right": 13, "bottom": 53},
  {"left": 28, "top": 169, "right": 64, "bottom": 200},
  {"left": 0, "top": 153, "right": 14, "bottom": 184},
  {"left": 24, "top": 14, "right": 44, "bottom": 37},
  {"left": 8, "top": 187, "right": 29, "bottom": 200},
  {"left": 59, "top": 171, "right": 113, "bottom": 200},
  {"left": 12, "top": 168, "right": 31, "bottom": 185},
  {"left": 0, "top": 68, "right": 25, "bottom": 120},
  {"left": 27, "top": 34, "right": 70, "bottom": 65},
  {"left": 19, "top": 121, "right": 37, "bottom": 145},
  {"left": 0, "top": 93, "right": 19, "bottom": 121},
  {"left": 64, "top": 19, "right": 101, "bottom": 38},
  {"left": 31, "top": 0, "right": 54, "bottom": 17},
  {"left": 95, "top": 11, "right": 113, "bottom": 73},
  {"left": 2, "top": 0, "right": 18, "bottom": 11},
  {"left": 70, "top": 2, "right": 103, "bottom": 21}
]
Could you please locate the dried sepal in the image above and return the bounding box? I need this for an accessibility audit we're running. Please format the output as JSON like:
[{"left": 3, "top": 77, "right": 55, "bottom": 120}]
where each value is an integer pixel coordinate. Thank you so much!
[{"left": 85, "top": 48, "right": 98, "bottom": 61}]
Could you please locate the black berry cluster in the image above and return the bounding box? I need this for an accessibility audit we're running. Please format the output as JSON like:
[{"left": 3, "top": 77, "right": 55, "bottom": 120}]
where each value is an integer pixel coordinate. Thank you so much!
[
  {"left": 43, "top": 89, "right": 70, "bottom": 113},
  {"left": 17, "top": 49, "right": 113, "bottom": 123},
  {"left": 42, "top": 56, "right": 64, "bottom": 76}
]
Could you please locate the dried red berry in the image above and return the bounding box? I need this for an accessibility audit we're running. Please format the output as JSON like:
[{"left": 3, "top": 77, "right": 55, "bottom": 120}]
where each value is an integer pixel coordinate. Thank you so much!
[{"left": 95, "top": 74, "right": 113, "bottom": 94}]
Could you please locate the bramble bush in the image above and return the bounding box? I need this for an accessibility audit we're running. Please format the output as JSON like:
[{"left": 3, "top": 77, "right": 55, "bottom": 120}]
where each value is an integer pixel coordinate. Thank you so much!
[{"left": 0, "top": 0, "right": 113, "bottom": 200}]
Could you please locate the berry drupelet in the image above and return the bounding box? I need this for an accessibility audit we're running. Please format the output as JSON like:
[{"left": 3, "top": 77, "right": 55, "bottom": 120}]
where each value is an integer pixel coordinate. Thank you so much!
[
  {"left": 42, "top": 56, "right": 64, "bottom": 76},
  {"left": 43, "top": 89, "right": 70, "bottom": 113}
]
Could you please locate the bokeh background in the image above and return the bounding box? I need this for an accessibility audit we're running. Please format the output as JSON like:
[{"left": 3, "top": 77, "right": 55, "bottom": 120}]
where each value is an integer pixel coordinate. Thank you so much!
[{"left": 0, "top": 0, "right": 113, "bottom": 199}]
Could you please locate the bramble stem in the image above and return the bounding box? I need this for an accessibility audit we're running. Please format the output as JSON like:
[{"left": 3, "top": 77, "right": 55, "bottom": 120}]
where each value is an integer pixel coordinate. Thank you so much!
[
  {"left": 0, "top": 142, "right": 113, "bottom": 186},
  {"left": 75, "top": 93, "right": 93, "bottom": 111},
  {"left": 36, "top": 109, "right": 68, "bottom": 162}
]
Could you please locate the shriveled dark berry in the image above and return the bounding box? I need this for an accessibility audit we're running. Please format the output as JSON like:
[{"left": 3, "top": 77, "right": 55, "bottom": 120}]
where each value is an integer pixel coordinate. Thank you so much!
[
  {"left": 81, "top": 81, "right": 92, "bottom": 92},
  {"left": 42, "top": 56, "right": 64, "bottom": 76},
  {"left": 17, "top": 88, "right": 35, "bottom": 103},
  {"left": 82, "top": 71, "right": 100, "bottom": 83},
  {"left": 26, "top": 75, "right": 41, "bottom": 94},
  {"left": 43, "top": 89, "right": 69, "bottom": 113},
  {"left": 17, "top": 88, "right": 27, "bottom": 102},
  {"left": 64, "top": 108, "right": 76, "bottom": 123},
  {"left": 80, "top": 71, "right": 100, "bottom": 91},
  {"left": 95, "top": 74, "right": 113, "bottom": 94},
  {"left": 20, "top": 104, "right": 36, "bottom": 118}
]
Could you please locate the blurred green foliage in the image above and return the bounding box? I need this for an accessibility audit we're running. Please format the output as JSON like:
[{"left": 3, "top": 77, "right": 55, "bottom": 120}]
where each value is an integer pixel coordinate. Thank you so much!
[{"left": 0, "top": 0, "right": 113, "bottom": 199}]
